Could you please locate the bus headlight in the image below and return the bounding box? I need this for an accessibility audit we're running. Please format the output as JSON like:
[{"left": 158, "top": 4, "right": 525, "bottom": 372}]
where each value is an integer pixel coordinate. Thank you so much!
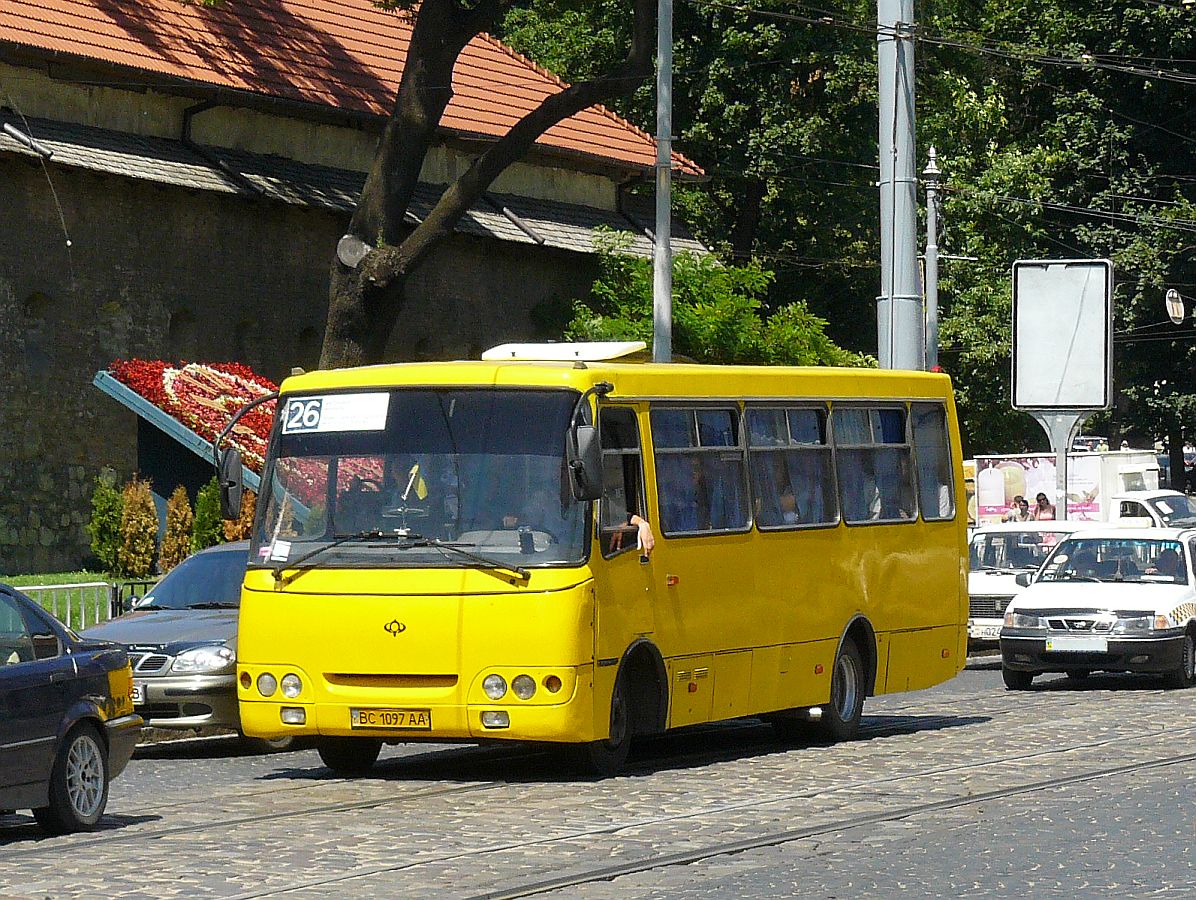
[
  {"left": 1004, "top": 612, "right": 1044, "bottom": 629},
  {"left": 280, "top": 674, "right": 303, "bottom": 698},
  {"left": 483, "top": 674, "right": 507, "bottom": 700},
  {"left": 172, "top": 645, "right": 236, "bottom": 674},
  {"left": 257, "top": 673, "right": 278, "bottom": 697},
  {"left": 512, "top": 675, "right": 536, "bottom": 700}
]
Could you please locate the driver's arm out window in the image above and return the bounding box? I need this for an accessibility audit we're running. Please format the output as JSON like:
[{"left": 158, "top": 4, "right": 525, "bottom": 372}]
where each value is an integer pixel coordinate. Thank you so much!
[{"left": 600, "top": 407, "right": 646, "bottom": 557}]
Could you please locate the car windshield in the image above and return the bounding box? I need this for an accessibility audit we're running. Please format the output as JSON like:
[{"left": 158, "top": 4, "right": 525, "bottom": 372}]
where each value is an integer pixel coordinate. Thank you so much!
[
  {"left": 1038, "top": 537, "right": 1189, "bottom": 585},
  {"left": 969, "top": 530, "right": 1072, "bottom": 571},
  {"left": 142, "top": 548, "right": 248, "bottom": 609},
  {"left": 252, "top": 389, "right": 588, "bottom": 569},
  {"left": 1150, "top": 495, "right": 1196, "bottom": 526}
]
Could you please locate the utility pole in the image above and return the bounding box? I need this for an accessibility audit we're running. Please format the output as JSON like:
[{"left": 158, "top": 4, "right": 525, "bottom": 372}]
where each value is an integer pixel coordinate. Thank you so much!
[
  {"left": 924, "top": 147, "right": 940, "bottom": 370},
  {"left": 877, "top": 0, "right": 922, "bottom": 369},
  {"left": 652, "top": 0, "right": 674, "bottom": 363}
]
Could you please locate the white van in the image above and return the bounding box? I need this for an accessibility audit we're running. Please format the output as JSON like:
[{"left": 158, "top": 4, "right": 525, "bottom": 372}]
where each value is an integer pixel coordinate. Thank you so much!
[
  {"left": 999, "top": 527, "right": 1196, "bottom": 689},
  {"left": 968, "top": 521, "right": 1095, "bottom": 641}
]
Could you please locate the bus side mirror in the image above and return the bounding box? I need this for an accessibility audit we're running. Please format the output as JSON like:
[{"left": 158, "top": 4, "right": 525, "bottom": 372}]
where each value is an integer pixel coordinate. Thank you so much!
[
  {"left": 568, "top": 424, "right": 603, "bottom": 502},
  {"left": 1015, "top": 572, "right": 1033, "bottom": 587},
  {"left": 218, "top": 447, "right": 244, "bottom": 520}
]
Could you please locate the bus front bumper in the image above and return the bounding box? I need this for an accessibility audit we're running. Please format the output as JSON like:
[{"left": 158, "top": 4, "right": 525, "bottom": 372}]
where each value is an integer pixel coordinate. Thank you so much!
[{"left": 238, "top": 668, "right": 596, "bottom": 744}]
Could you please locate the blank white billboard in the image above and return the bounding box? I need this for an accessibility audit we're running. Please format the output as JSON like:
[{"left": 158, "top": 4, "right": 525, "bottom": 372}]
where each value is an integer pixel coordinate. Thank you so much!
[{"left": 1012, "top": 259, "right": 1113, "bottom": 411}]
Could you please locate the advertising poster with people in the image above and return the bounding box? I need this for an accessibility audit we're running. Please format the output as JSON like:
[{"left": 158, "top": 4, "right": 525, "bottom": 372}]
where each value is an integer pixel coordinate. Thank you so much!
[{"left": 974, "top": 454, "right": 1102, "bottom": 523}]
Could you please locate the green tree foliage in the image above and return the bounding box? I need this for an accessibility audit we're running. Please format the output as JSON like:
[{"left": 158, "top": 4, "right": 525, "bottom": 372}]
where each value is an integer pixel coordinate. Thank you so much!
[
  {"left": 504, "top": 0, "right": 1196, "bottom": 456},
  {"left": 160, "top": 485, "right": 194, "bottom": 573},
  {"left": 119, "top": 477, "right": 159, "bottom": 578},
  {"left": 192, "top": 478, "right": 225, "bottom": 553},
  {"left": 566, "top": 238, "right": 869, "bottom": 367},
  {"left": 87, "top": 468, "right": 123, "bottom": 574}
]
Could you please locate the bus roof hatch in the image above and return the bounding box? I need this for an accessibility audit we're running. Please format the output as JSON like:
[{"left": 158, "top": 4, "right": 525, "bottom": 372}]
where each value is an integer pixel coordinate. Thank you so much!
[{"left": 481, "top": 341, "right": 648, "bottom": 362}]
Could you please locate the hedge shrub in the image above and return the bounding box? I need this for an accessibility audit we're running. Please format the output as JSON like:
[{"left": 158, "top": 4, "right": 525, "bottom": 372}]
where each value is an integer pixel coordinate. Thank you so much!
[
  {"left": 160, "top": 485, "right": 194, "bottom": 572},
  {"left": 87, "top": 469, "right": 123, "bottom": 574},
  {"left": 119, "top": 477, "right": 158, "bottom": 578},
  {"left": 192, "top": 477, "right": 225, "bottom": 553}
]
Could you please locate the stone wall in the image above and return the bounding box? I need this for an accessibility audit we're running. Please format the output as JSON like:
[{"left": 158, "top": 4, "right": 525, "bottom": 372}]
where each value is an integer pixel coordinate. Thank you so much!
[{"left": 0, "top": 159, "right": 594, "bottom": 574}]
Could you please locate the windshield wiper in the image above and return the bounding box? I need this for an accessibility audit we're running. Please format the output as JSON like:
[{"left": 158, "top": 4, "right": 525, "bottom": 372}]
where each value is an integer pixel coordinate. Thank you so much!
[
  {"left": 185, "top": 602, "right": 239, "bottom": 609},
  {"left": 271, "top": 529, "right": 401, "bottom": 584},
  {"left": 416, "top": 539, "right": 530, "bottom": 583},
  {"left": 269, "top": 530, "right": 530, "bottom": 586}
]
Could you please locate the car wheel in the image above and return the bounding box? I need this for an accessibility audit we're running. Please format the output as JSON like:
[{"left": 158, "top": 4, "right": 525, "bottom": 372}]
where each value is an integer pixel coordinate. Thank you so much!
[
  {"left": 576, "top": 676, "right": 631, "bottom": 776},
  {"left": 317, "top": 737, "right": 382, "bottom": 775},
  {"left": 33, "top": 723, "right": 109, "bottom": 834},
  {"left": 1002, "top": 666, "right": 1034, "bottom": 690},
  {"left": 815, "top": 640, "right": 865, "bottom": 742},
  {"left": 1163, "top": 631, "right": 1196, "bottom": 690}
]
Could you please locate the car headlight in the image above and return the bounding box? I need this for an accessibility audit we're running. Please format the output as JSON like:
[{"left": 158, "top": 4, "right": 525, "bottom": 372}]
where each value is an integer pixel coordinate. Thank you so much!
[
  {"left": 1113, "top": 615, "right": 1171, "bottom": 634},
  {"left": 1003, "top": 611, "right": 1044, "bottom": 629},
  {"left": 172, "top": 645, "right": 236, "bottom": 674}
]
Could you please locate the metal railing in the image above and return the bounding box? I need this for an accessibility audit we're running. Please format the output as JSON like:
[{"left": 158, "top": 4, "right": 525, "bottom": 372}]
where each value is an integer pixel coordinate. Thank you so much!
[
  {"left": 21, "top": 582, "right": 118, "bottom": 630},
  {"left": 21, "top": 578, "right": 161, "bottom": 628}
]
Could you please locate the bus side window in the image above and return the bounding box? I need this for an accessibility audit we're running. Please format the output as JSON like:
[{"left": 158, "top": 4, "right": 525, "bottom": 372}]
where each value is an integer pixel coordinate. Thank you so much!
[
  {"left": 834, "top": 406, "right": 915, "bottom": 524},
  {"left": 746, "top": 405, "right": 837, "bottom": 528},
  {"left": 652, "top": 406, "right": 750, "bottom": 535},
  {"left": 599, "top": 407, "right": 646, "bottom": 557},
  {"left": 911, "top": 403, "right": 955, "bottom": 520}
]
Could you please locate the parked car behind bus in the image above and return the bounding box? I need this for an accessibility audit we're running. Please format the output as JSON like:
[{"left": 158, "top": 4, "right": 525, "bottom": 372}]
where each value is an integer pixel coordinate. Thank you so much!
[
  {"left": 1, "top": 584, "right": 141, "bottom": 833},
  {"left": 82, "top": 542, "right": 288, "bottom": 751}
]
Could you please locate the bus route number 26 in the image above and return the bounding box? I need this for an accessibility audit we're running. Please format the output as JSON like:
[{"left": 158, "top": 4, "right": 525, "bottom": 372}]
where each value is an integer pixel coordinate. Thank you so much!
[{"left": 283, "top": 398, "right": 323, "bottom": 433}]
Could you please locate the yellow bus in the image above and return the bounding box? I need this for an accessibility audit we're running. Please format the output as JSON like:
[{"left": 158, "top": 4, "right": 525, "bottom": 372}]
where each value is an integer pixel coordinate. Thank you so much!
[{"left": 223, "top": 342, "right": 967, "bottom": 774}]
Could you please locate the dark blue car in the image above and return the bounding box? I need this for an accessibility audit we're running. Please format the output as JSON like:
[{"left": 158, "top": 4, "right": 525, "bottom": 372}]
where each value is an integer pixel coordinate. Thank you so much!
[{"left": 0, "top": 585, "right": 142, "bottom": 833}]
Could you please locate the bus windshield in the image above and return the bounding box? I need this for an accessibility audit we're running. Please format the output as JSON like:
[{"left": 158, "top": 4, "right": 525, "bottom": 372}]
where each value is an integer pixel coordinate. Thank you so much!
[{"left": 251, "top": 389, "right": 588, "bottom": 569}]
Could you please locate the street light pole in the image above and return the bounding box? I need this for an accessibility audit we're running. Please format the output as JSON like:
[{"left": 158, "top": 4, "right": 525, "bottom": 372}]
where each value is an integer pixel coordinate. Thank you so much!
[
  {"left": 877, "top": 0, "right": 922, "bottom": 369},
  {"left": 652, "top": 0, "right": 674, "bottom": 364},
  {"left": 924, "top": 147, "right": 941, "bottom": 370}
]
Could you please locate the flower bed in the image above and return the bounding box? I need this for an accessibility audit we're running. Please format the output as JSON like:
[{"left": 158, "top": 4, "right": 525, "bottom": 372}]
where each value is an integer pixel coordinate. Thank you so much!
[{"left": 109, "top": 360, "right": 277, "bottom": 473}]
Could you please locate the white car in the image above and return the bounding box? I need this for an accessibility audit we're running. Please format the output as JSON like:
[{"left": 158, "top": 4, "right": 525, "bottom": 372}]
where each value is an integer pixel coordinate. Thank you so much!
[
  {"left": 967, "top": 521, "right": 1094, "bottom": 642},
  {"left": 999, "top": 527, "right": 1196, "bottom": 689}
]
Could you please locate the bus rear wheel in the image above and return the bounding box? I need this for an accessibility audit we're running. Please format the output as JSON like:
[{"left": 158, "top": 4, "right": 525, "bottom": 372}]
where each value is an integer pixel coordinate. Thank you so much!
[
  {"left": 317, "top": 737, "right": 382, "bottom": 775},
  {"left": 816, "top": 640, "right": 865, "bottom": 742}
]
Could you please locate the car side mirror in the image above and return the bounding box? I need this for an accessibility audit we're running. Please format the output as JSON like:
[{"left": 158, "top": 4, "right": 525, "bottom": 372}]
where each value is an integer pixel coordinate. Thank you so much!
[
  {"left": 125, "top": 595, "right": 143, "bottom": 612},
  {"left": 218, "top": 447, "right": 244, "bottom": 520},
  {"left": 567, "top": 424, "right": 603, "bottom": 502},
  {"left": 1015, "top": 572, "right": 1033, "bottom": 587}
]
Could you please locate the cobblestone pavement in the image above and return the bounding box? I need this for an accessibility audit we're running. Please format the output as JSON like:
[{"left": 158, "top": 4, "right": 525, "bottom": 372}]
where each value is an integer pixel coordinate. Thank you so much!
[{"left": 2, "top": 667, "right": 1194, "bottom": 898}]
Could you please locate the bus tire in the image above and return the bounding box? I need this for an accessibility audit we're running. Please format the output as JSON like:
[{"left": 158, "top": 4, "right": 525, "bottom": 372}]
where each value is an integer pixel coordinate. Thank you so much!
[
  {"left": 1163, "top": 630, "right": 1196, "bottom": 690},
  {"left": 816, "top": 640, "right": 865, "bottom": 742},
  {"left": 1002, "top": 667, "right": 1034, "bottom": 690},
  {"left": 33, "top": 722, "right": 109, "bottom": 834},
  {"left": 317, "top": 737, "right": 382, "bottom": 775},
  {"left": 578, "top": 676, "right": 631, "bottom": 776}
]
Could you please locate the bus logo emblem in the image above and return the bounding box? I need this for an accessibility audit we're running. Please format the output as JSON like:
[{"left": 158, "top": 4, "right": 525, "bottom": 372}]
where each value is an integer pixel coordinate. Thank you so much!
[{"left": 384, "top": 619, "right": 407, "bottom": 636}]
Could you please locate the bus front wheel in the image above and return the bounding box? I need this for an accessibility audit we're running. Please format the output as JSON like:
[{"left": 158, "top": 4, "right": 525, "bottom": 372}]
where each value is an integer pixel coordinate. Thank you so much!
[
  {"left": 577, "top": 678, "right": 630, "bottom": 776},
  {"left": 816, "top": 640, "right": 865, "bottom": 742},
  {"left": 317, "top": 737, "right": 382, "bottom": 775}
]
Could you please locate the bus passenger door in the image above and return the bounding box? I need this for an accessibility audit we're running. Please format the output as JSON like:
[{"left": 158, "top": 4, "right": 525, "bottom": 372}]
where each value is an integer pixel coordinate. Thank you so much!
[{"left": 591, "top": 407, "right": 657, "bottom": 688}]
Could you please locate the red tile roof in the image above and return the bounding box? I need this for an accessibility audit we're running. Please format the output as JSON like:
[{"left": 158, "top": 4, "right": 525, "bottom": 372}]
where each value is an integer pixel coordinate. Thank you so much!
[{"left": 1, "top": 0, "right": 700, "bottom": 175}]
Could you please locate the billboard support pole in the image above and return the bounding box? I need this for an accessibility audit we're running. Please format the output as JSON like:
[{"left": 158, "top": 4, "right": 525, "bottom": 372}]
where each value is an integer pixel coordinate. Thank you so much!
[{"left": 1031, "top": 412, "right": 1087, "bottom": 522}]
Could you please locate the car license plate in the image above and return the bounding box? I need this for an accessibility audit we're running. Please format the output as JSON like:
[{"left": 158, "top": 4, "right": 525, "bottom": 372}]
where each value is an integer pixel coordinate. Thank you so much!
[
  {"left": 970, "top": 624, "right": 1002, "bottom": 640},
  {"left": 131, "top": 682, "right": 145, "bottom": 704},
  {"left": 350, "top": 708, "right": 432, "bottom": 730},
  {"left": 1045, "top": 636, "right": 1108, "bottom": 652}
]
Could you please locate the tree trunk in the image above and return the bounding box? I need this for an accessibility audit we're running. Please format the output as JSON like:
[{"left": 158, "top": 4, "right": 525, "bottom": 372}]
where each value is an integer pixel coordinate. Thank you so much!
[
  {"left": 319, "top": 0, "right": 656, "bottom": 370},
  {"left": 729, "top": 178, "right": 764, "bottom": 264}
]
